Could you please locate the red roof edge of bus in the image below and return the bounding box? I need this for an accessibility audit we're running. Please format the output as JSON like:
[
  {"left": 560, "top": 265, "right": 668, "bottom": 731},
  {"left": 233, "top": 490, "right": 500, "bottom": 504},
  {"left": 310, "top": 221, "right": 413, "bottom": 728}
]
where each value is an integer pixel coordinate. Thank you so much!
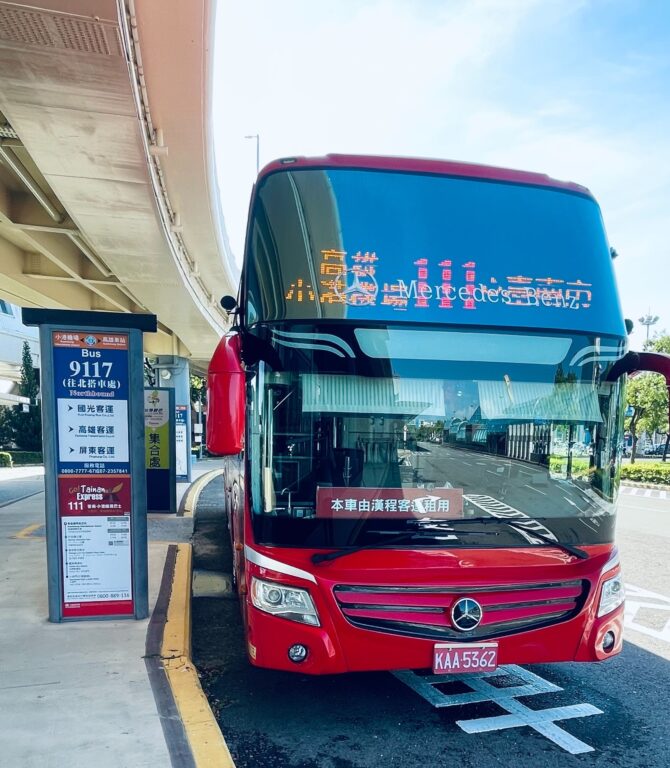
[{"left": 258, "top": 154, "right": 593, "bottom": 198}]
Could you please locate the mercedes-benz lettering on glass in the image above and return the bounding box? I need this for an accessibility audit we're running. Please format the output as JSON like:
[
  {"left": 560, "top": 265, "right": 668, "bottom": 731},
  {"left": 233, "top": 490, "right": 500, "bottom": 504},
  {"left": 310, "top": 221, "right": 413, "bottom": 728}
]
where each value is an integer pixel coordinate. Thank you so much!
[{"left": 245, "top": 169, "right": 625, "bottom": 337}]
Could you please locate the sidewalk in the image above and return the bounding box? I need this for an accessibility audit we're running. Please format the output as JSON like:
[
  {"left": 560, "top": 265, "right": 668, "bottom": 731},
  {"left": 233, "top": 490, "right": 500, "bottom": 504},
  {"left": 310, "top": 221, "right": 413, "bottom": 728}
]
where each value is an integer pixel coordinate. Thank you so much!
[
  {"left": 0, "top": 462, "right": 222, "bottom": 768},
  {"left": 0, "top": 465, "right": 45, "bottom": 481}
]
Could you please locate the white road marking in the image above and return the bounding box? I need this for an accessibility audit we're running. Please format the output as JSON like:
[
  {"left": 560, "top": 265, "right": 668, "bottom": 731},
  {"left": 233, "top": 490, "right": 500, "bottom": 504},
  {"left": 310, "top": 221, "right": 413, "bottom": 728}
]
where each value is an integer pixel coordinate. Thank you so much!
[
  {"left": 463, "top": 495, "right": 558, "bottom": 543},
  {"left": 624, "top": 583, "right": 670, "bottom": 644},
  {"left": 394, "top": 665, "right": 602, "bottom": 754},
  {"left": 620, "top": 486, "right": 668, "bottom": 500},
  {"left": 524, "top": 484, "right": 547, "bottom": 496}
]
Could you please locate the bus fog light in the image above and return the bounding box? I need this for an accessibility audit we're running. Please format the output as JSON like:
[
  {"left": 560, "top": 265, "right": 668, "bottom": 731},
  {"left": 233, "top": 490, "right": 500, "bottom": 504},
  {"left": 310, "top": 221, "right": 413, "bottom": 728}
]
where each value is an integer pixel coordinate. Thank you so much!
[
  {"left": 250, "top": 577, "right": 320, "bottom": 626},
  {"left": 598, "top": 573, "right": 625, "bottom": 617},
  {"left": 288, "top": 644, "right": 308, "bottom": 663},
  {"left": 602, "top": 631, "right": 616, "bottom": 652}
]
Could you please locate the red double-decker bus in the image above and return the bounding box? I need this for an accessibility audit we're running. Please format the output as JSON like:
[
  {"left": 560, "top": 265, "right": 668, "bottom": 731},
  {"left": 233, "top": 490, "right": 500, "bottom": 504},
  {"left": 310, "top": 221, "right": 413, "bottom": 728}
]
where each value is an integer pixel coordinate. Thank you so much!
[{"left": 207, "top": 154, "right": 670, "bottom": 674}]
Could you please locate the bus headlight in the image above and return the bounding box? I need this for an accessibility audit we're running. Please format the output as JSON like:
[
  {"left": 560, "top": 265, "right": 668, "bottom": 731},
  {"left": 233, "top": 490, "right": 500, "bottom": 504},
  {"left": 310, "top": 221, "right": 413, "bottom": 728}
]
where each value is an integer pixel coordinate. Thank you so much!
[
  {"left": 598, "top": 573, "right": 625, "bottom": 617},
  {"left": 250, "top": 577, "right": 320, "bottom": 626}
]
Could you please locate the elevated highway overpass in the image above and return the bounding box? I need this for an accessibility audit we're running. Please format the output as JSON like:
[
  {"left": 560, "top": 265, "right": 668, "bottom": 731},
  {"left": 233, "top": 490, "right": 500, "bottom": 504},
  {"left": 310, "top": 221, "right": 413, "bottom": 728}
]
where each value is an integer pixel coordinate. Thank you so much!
[{"left": 0, "top": 0, "right": 237, "bottom": 369}]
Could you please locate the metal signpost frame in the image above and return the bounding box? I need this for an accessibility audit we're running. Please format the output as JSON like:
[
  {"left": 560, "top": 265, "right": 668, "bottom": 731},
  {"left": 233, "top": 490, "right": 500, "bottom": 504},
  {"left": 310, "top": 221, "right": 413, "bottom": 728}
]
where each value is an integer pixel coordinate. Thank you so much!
[
  {"left": 175, "top": 403, "right": 191, "bottom": 482},
  {"left": 22, "top": 309, "right": 157, "bottom": 623}
]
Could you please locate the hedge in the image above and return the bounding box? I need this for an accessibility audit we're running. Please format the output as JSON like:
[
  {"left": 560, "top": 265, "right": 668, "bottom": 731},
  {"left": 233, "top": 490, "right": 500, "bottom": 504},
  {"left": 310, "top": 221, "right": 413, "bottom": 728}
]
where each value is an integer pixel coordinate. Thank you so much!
[
  {"left": 621, "top": 463, "right": 670, "bottom": 485},
  {"left": 549, "top": 456, "right": 593, "bottom": 477},
  {"left": 9, "top": 451, "right": 43, "bottom": 466},
  {"left": 0, "top": 451, "right": 12, "bottom": 468}
]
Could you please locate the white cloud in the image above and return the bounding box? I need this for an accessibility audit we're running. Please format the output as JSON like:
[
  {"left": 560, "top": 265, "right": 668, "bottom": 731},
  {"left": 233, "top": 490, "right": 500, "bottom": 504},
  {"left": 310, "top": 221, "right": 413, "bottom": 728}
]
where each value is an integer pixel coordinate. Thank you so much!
[{"left": 213, "top": 0, "right": 670, "bottom": 347}]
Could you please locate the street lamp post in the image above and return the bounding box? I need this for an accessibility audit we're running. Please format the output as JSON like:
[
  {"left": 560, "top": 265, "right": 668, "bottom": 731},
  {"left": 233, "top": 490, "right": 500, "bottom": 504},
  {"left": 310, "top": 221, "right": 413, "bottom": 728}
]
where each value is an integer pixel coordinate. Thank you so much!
[
  {"left": 638, "top": 312, "right": 660, "bottom": 345},
  {"left": 244, "top": 133, "right": 260, "bottom": 175}
]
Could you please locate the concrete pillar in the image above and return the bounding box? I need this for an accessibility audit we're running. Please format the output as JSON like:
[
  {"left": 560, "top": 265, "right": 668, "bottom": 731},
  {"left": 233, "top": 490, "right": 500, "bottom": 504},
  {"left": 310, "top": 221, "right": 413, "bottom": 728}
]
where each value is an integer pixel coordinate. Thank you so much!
[{"left": 155, "top": 355, "right": 191, "bottom": 482}]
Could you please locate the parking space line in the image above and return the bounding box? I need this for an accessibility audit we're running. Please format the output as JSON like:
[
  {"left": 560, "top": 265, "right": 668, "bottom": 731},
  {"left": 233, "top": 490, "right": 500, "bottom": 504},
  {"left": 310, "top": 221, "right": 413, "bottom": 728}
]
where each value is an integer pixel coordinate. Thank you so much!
[
  {"left": 393, "top": 664, "right": 602, "bottom": 754},
  {"left": 12, "top": 523, "right": 43, "bottom": 539},
  {"left": 625, "top": 583, "right": 670, "bottom": 644}
]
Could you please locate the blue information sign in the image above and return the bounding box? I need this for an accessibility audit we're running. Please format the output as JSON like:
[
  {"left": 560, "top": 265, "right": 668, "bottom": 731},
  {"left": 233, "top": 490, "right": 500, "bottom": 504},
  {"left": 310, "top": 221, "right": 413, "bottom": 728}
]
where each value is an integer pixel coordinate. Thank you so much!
[{"left": 53, "top": 331, "right": 131, "bottom": 475}]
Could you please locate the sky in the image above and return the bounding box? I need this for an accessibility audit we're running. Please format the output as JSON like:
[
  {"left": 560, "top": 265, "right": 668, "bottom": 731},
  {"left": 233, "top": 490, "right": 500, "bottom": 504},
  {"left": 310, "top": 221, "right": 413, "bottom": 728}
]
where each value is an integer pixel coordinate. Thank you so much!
[{"left": 213, "top": 0, "right": 670, "bottom": 350}]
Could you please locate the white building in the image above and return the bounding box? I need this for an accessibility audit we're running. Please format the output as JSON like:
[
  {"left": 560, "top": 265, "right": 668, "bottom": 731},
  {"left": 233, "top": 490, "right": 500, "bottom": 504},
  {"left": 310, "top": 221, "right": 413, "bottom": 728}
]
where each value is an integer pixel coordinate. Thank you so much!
[{"left": 0, "top": 301, "right": 39, "bottom": 406}]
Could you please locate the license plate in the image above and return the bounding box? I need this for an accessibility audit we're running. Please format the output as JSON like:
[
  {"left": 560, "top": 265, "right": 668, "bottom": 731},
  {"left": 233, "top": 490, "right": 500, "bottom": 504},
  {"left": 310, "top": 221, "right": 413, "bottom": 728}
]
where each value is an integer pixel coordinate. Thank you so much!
[{"left": 432, "top": 642, "right": 498, "bottom": 674}]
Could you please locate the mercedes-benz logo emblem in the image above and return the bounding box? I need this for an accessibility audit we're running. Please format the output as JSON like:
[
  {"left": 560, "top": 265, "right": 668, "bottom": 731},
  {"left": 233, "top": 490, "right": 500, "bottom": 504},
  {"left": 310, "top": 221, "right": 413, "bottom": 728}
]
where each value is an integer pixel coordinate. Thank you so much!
[
  {"left": 333, "top": 268, "right": 378, "bottom": 306},
  {"left": 450, "top": 597, "right": 483, "bottom": 631}
]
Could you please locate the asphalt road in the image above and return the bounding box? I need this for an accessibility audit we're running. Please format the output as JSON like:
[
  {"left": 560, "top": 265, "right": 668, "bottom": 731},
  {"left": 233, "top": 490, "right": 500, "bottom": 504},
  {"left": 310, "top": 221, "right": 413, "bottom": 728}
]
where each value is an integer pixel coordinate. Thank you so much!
[
  {"left": 0, "top": 473, "right": 44, "bottom": 508},
  {"left": 192, "top": 477, "right": 670, "bottom": 768}
]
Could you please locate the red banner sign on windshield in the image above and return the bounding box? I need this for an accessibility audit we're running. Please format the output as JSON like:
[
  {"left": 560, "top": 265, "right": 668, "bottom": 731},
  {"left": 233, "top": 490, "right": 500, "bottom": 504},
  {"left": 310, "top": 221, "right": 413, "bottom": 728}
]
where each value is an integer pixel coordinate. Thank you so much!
[{"left": 316, "top": 487, "right": 463, "bottom": 519}]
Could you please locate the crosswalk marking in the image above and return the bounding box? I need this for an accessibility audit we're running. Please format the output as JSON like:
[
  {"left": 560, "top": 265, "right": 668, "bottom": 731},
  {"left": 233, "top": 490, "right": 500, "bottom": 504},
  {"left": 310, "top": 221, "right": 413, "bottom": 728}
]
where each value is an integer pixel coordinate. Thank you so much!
[{"left": 620, "top": 486, "right": 667, "bottom": 499}]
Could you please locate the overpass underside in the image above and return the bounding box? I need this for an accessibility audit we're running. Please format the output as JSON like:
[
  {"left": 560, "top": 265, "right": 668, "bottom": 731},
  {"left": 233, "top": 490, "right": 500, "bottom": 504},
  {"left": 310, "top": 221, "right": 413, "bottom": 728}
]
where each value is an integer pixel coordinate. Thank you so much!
[{"left": 0, "top": 0, "right": 236, "bottom": 368}]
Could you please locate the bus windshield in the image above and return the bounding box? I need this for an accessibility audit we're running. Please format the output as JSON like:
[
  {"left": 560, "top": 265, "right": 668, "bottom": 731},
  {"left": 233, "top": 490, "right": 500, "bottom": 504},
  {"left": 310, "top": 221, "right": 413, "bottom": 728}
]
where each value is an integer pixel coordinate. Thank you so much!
[
  {"left": 248, "top": 325, "right": 626, "bottom": 550},
  {"left": 245, "top": 167, "right": 625, "bottom": 338}
]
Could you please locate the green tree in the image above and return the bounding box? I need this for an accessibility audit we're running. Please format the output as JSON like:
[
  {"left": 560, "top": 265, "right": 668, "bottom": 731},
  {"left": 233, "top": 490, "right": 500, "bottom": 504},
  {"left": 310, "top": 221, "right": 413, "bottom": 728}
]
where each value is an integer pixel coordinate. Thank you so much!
[
  {"left": 647, "top": 335, "right": 670, "bottom": 458},
  {"left": 190, "top": 374, "right": 205, "bottom": 405},
  {"left": 9, "top": 341, "right": 42, "bottom": 452},
  {"left": 190, "top": 375, "right": 206, "bottom": 457},
  {"left": 625, "top": 373, "right": 668, "bottom": 463},
  {"left": 0, "top": 406, "right": 13, "bottom": 448},
  {"left": 649, "top": 333, "right": 670, "bottom": 354}
]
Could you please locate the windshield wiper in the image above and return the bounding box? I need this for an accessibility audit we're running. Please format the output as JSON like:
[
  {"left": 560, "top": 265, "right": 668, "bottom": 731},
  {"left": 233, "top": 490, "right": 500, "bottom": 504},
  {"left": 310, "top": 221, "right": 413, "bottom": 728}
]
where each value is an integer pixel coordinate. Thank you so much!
[
  {"left": 311, "top": 524, "right": 497, "bottom": 565},
  {"left": 448, "top": 517, "right": 589, "bottom": 560},
  {"left": 311, "top": 516, "right": 588, "bottom": 564}
]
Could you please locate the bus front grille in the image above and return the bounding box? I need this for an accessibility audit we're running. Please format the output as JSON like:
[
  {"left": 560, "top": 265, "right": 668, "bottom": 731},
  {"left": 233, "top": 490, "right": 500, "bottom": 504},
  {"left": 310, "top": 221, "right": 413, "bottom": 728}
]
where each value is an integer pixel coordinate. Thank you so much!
[{"left": 333, "top": 580, "right": 589, "bottom": 641}]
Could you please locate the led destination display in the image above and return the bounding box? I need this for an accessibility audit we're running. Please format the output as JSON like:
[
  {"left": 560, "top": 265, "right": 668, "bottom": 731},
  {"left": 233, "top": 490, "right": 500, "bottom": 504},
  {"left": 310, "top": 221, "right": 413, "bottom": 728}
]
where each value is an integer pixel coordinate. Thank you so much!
[{"left": 249, "top": 168, "right": 625, "bottom": 337}]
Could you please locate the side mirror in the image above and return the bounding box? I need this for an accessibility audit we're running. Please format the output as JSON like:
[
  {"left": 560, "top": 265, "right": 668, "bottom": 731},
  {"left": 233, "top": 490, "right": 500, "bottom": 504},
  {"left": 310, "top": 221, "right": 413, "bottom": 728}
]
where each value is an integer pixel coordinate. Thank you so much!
[
  {"left": 206, "top": 334, "right": 245, "bottom": 455},
  {"left": 220, "top": 295, "right": 238, "bottom": 313},
  {"left": 608, "top": 351, "right": 670, "bottom": 432}
]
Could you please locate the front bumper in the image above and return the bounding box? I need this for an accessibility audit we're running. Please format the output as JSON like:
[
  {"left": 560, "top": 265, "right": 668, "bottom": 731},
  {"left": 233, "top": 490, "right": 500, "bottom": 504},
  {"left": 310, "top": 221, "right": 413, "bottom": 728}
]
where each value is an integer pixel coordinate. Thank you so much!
[{"left": 242, "top": 547, "right": 624, "bottom": 674}]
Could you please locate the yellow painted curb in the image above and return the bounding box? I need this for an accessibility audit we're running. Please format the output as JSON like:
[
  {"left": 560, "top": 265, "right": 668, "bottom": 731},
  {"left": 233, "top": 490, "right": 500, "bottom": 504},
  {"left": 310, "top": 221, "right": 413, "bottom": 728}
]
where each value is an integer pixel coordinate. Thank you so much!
[
  {"left": 181, "top": 469, "right": 224, "bottom": 517},
  {"left": 162, "top": 543, "right": 235, "bottom": 767}
]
